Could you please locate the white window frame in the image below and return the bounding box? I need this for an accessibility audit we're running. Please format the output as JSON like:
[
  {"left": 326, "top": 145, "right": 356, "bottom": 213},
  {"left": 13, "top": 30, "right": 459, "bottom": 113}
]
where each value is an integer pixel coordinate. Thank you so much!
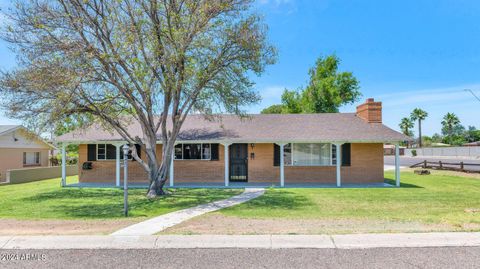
[
  {"left": 23, "top": 152, "right": 40, "bottom": 166},
  {"left": 96, "top": 144, "right": 132, "bottom": 161},
  {"left": 285, "top": 143, "right": 334, "bottom": 167},
  {"left": 174, "top": 143, "right": 212, "bottom": 160}
]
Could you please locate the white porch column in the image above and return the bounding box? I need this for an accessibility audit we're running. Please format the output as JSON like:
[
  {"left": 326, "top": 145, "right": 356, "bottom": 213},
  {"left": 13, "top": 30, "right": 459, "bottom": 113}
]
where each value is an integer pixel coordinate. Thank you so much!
[
  {"left": 277, "top": 143, "right": 287, "bottom": 187},
  {"left": 223, "top": 143, "right": 231, "bottom": 187},
  {"left": 335, "top": 143, "right": 343, "bottom": 187},
  {"left": 61, "top": 143, "right": 67, "bottom": 187},
  {"left": 169, "top": 147, "right": 174, "bottom": 187},
  {"left": 115, "top": 144, "right": 121, "bottom": 187},
  {"left": 395, "top": 144, "right": 400, "bottom": 187}
]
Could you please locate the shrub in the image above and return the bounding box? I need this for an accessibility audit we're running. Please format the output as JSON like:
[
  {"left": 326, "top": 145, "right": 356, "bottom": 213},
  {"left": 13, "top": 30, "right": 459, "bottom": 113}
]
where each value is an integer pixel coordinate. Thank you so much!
[{"left": 411, "top": 149, "right": 417, "bottom": 157}]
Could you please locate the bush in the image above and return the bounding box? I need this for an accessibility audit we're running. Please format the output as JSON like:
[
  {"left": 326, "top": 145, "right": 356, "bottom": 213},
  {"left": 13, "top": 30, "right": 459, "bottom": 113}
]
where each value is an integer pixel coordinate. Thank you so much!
[{"left": 411, "top": 149, "right": 417, "bottom": 157}]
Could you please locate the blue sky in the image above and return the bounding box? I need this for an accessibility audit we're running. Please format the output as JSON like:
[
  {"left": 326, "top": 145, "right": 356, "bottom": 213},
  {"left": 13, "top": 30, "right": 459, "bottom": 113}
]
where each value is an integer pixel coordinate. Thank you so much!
[{"left": 1, "top": 0, "right": 480, "bottom": 136}]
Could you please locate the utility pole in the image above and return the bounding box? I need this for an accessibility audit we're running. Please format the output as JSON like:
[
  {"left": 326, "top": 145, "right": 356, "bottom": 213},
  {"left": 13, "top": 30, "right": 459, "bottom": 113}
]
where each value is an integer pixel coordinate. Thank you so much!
[{"left": 465, "top": 89, "right": 480, "bottom": 103}]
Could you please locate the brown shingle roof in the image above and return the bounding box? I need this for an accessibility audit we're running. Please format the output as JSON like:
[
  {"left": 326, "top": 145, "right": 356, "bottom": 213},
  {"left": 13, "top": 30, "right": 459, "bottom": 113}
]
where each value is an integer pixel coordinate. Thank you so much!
[{"left": 57, "top": 113, "right": 410, "bottom": 143}]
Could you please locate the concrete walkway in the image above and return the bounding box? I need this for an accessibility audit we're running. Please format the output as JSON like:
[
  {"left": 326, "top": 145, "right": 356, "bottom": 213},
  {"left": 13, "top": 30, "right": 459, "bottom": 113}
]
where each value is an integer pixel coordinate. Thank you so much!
[
  {"left": 2, "top": 233, "right": 480, "bottom": 249},
  {"left": 384, "top": 165, "right": 407, "bottom": 171},
  {"left": 111, "top": 188, "right": 265, "bottom": 236}
]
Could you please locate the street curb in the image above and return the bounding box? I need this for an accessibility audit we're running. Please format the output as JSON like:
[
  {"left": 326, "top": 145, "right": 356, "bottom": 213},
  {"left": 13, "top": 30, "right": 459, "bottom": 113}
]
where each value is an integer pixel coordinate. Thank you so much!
[{"left": 1, "top": 233, "right": 480, "bottom": 250}]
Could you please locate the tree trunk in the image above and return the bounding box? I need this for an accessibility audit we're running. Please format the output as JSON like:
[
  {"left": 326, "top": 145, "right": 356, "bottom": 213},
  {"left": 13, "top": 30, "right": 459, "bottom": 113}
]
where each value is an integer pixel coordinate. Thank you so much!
[
  {"left": 146, "top": 140, "right": 175, "bottom": 198},
  {"left": 418, "top": 120, "right": 422, "bottom": 148}
]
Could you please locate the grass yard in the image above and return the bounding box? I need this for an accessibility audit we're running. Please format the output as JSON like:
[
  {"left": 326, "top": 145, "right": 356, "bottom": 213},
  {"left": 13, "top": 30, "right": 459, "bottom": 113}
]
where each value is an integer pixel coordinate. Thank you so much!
[
  {"left": 164, "top": 170, "right": 480, "bottom": 234},
  {"left": 0, "top": 176, "right": 242, "bottom": 220}
]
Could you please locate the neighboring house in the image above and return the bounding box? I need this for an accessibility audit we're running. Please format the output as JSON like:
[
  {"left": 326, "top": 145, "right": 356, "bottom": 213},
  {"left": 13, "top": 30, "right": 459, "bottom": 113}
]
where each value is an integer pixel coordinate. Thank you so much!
[
  {"left": 384, "top": 144, "right": 405, "bottom": 156},
  {"left": 57, "top": 98, "right": 409, "bottom": 187},
  {"left": 464, "top": 141, "right": 480, "bottom": 147},
  {"left": 0, "top": 125, "right": 53, "bottom": 182}
]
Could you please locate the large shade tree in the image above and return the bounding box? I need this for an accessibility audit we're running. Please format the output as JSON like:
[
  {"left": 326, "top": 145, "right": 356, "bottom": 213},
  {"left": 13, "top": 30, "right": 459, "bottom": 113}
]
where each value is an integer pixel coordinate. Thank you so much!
[
  {"left": 0, "top": 0, "right": 276, "bottom": 197},
  {"left": 261, "top": 55, "right": 361, "bottom": 114},
  {"left": 410, "top": 108, "right": 428, "bottom": 148}
]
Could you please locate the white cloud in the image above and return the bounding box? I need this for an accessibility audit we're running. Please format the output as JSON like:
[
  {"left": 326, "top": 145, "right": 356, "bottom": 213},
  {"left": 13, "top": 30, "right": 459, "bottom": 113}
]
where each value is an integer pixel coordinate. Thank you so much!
[
  {"left": 256, "top": 0, "right": 297, "bottom": 14},
  {"left": 376, "top": 84, "right": 480, "bottom": 108},
  {"left": 247, "top": 85, "right": 289, "bottom": 113},
  {"left": 258, "top": 0, "right": 294, "bottom": 5},
  {"left": 374, "top": 84, "right": 480, "bottom": 135}
]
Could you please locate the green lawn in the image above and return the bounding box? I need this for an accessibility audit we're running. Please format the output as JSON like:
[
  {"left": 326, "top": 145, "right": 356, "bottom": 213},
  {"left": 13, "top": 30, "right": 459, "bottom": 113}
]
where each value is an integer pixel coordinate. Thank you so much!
[
  {"left": 219, "top": 171, "right": 480, "bottom": 228},
  {"left": 0, "top": 176, "right": 242, "bottom": 220}
]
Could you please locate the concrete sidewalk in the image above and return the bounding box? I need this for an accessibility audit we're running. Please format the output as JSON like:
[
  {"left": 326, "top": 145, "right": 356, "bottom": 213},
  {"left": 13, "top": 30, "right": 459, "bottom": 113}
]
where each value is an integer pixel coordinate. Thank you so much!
[
  {"left": 2, "top": 233, "right": 480, "bottom": 250},
  {"left": 111, "top": 188, "right": 265, "bottom": 236}
]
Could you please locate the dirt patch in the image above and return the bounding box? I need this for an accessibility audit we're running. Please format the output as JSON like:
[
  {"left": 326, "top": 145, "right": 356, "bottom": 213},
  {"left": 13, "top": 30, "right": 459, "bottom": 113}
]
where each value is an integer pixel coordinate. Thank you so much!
[
  {"left": 0, "top": 218, "right": 142, "bottom": 235},
  {"left": 429, "top": 170, "right": 480, "bottom": 179},
  {"left": 403, "top": 168, "right": 480, "bottom": 179},
  {"left": 162, "top": 213, "right": 476, "bottom": 235}
]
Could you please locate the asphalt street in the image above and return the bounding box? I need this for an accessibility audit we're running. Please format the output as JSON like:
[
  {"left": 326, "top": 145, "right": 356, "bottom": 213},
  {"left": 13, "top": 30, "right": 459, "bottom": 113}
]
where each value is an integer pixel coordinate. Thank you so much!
[
  {"left": 1, "top": 247, "right": 480, "bottom": 269},
  {"left": 384, "top": 156, "right": 480, "bottom": 171}
]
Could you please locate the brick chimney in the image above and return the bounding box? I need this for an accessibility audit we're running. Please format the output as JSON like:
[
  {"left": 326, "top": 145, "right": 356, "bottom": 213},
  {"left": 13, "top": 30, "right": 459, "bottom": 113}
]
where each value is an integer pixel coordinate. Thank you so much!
[{"left": 356, "top": 98, "right": 382, "bottom": 123}]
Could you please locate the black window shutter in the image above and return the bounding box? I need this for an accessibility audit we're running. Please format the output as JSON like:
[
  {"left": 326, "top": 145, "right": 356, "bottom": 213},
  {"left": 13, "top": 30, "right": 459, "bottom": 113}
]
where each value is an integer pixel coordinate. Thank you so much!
[
  {"left": 273, "top": 144, "right": 280, "bottom": 166},
  {"left": 342, "top": 143, "right": 351, "bottom": 166},
  {"left": 106, "top": 144, "right": 116, "bottom": 160},
  {"left": 87, "top": 144, "right": 97, "bottom": 161},
  {"left": 211, "top": 144, "right": 219, "bottom": 161}
]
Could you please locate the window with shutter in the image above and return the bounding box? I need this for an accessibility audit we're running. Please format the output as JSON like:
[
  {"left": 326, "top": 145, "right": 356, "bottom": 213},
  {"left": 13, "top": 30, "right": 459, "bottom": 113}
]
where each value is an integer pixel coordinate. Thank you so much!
[
  {"left": 210, "top": 144, "right": 219, "bottom": 161},
  {"left": 342, "top": 143, "right": 351, "bottom": 166},
  {"left": 273, "top": 144, "right": 280, "bottom": 166},
  {"left": 87, "top": 144, "right": 97, "bottom": 161}
]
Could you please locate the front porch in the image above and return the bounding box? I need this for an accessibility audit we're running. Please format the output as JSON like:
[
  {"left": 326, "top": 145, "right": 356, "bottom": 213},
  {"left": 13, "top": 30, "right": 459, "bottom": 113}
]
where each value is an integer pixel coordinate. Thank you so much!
[
  {"left": 60, "top": 142, "right": 402, "bottom": 188},
  {"left": 65, "top": 181, "right": 394, "bottom": 189}
]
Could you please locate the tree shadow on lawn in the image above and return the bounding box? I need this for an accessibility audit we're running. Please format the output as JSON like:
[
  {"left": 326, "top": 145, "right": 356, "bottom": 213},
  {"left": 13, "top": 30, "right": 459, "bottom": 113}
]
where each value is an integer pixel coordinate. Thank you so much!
[
  {"left": 227, "top": 189, "right": 313, "bottom": 211},
  {"left": 384, "top": 179, "right": 422, "bottom": 188},
  {"left": 21, "top": 188, "right": 240, "bottom": 219}
]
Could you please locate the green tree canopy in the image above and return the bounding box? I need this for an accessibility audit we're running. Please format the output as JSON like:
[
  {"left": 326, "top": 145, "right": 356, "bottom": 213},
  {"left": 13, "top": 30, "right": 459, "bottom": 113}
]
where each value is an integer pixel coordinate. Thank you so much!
[
  {"left": 0, "top": 0, "right": 276, "bottom": 197},
  {"left": 261, "top": 55, "right": 361, "bottom": 114},
  {"left": 465, "top": 126, "right": 480, "bottom": 142},
  {"left": 260, "top": 104, "right": 284, "bottom": 114},
  {"left": 441, "top": 112, "right": 461, "bottom": 136}
]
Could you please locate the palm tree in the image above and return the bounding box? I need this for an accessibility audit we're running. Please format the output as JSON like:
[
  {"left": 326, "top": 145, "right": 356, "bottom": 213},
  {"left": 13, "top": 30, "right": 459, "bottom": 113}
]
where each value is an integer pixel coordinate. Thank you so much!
[
  {"left": 399, "top": 117, "right": 414, "bottom": 137},
  {"left": 441, "top": 112, "right": 461, "bottom": 137},
  {"left": 399, "top": 117, "right": 414, "bottom": 148},
  {"left": 410, "top": 108, "right": 428, "bottom": 148}
]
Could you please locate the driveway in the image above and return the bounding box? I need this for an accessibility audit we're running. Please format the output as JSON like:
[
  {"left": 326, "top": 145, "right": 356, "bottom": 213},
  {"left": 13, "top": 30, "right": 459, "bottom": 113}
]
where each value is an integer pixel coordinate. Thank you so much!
[{"left": 384, "top": 156, "right": 480, "bottom": 172}]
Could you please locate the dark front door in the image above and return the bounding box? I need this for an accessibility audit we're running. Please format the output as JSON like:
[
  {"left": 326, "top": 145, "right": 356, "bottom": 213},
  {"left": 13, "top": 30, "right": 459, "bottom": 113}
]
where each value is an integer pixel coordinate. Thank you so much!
[{"left": 230, "top": 143, "right": 248, "bottom": 182}]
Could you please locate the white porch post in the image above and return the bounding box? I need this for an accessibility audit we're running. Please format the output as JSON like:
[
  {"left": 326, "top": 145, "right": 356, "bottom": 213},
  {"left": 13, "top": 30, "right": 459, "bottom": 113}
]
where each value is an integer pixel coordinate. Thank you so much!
[
  {"left": 223, "top": 143, "right": 231, "bottom": 187},
  {"left": 335, "top": 143, "right": 343, "bottom": 187},
  {"left": 115, "top": 144, "right": 121, "bottom": 187},
  {"left": 395, "top": 144, "right": 400, "bottom": 187},
  {"left": 169, "top": 147, "right": 174, "bottom": 187},
  {"left": 61, "top": 143, "right": 67, "bottom": 187},
  {"left": 278, "top": 143, "right": 286, "bottom": 187}
]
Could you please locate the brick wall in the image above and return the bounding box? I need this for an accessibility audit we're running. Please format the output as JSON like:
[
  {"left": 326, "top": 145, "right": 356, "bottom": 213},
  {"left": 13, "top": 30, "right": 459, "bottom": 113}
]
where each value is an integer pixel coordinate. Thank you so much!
[
  {"left": 248, "top": 143, "right": 279, "bottom": 183},
  {"left": 356, "top": 98, "right": 382, "bottom": 123},
  {"left": 78, "top": 144, "right": 225, "bottom": 183},
  {"left": 174, "top": 144, "right": 225, "bottom": 183},
  {"left": 78, "top": 142, "right": 384, "bottom": 185},
  {"left": 284, "top": 143, "right": 384, "bottom": 184}
]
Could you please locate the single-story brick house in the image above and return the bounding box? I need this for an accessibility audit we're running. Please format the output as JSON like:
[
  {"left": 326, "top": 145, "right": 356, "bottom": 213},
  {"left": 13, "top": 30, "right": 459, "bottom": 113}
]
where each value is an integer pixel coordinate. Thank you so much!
[{"left": 57, "top": 98, "right": 408, "bottom": 187}]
